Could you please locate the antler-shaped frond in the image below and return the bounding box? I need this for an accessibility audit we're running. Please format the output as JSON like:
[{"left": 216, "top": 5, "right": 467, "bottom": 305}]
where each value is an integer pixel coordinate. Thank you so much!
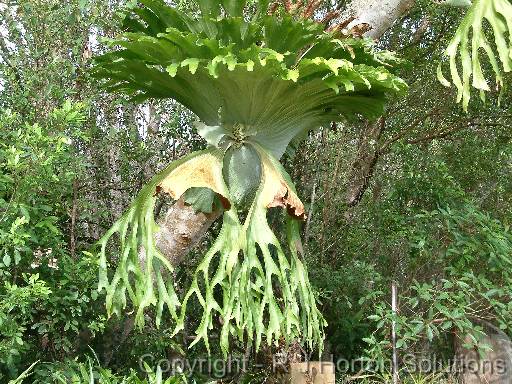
[
  {"left": 98, "top": 149, "right": 226, "bottom": 328},
  {"left": 438, "top": 0, "right": 512, "bottom": 111},
  {"left": 98, "top": 145, "right": 326, "bottom": 354}
]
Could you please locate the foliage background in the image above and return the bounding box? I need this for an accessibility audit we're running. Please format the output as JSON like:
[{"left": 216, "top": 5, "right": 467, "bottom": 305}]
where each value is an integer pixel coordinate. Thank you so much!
[{"left": 0, "top": 0, "right": 511, "bottom": 382}]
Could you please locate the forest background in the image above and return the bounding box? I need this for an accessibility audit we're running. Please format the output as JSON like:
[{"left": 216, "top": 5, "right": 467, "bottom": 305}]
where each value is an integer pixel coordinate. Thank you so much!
[{"left": 1, "top": 0, "right": 511, "bottom": 382}]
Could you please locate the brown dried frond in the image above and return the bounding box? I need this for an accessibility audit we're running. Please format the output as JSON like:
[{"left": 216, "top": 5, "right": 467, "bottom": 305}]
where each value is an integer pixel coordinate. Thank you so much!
[
  {"left": 302, "top": 0, "right": 322, "bottom": 19},
  {"left": 327, "top": 15, "right": 355, "bottom": 34},
  {"left": 268, "top": 1, "right": 280, "bottom": 15}
]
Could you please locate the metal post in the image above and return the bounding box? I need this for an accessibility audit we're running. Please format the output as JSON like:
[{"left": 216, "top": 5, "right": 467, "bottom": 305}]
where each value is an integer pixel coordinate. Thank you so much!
[{"left": 392, "top": 280, "right": 399, "bottom": 384}]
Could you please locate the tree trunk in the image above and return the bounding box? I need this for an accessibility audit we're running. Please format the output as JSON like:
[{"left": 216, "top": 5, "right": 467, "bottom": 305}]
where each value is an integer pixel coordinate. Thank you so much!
[
  {"left": 454, "top": 320, "right": 512, "bottom": 384},
  {"left": 154, "top": 197, "right": 222, "bottom": 267},
  {"left": 346, "top": 118, "right": 385, "bottom": 207},
  {"left": 340, "top": 0, "right": 415, "bottom": 40},
  {"left": 289, "top": 362, "right": 335, "bottom": 384},
  {"left": 342, "top": 0, "right": 416, "bottom": 207}
]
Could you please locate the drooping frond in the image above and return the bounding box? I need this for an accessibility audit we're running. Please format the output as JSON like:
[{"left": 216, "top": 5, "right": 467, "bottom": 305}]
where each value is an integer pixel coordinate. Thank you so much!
[
  {"left": 98, "top": 144, "right": 325, "bottom": 354},
  {"left": 93, "top": 0, "right": 407, "bottom": 158},
  {"left": 98, "top": 149, "right": 224, "bottom": 328},
  {"left": 172, "top": 148, "right": 325, "bottom": 355},
  {"left": 438, "top": 0, "right": 512, "bottom": 111}
]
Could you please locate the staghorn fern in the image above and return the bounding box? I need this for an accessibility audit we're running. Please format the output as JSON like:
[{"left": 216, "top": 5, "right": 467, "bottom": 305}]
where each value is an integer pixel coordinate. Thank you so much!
[
  {"left": 437, "top": 0, "right": 512, "bottom": 110},
  {"left": 94, "top": 0, "right": 407, "bottom": 355}
]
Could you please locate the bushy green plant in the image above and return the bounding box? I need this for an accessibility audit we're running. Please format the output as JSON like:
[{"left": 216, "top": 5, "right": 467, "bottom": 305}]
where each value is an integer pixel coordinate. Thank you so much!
[
  {"left": 337, "top": 371, "right": 457, "bottom": 384},
  {"left": 0, "top": 275, "right": 51, "bottom": 373},
  {"left": 17, "top": 358, "right": 200, "bottom": 384},
  {"left": 362, "top": 202, "right": 512, "bottom": 362},
  {"left": 0, "top": 103, "right": 108, "bottom": 378},
  {"left": 0, "top": 105, "right": 81, "bottom": 272}
]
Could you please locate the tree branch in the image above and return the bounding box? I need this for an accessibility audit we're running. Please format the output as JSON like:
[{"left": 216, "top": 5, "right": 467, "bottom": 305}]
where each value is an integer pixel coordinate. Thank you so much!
[
  {"left": 346, "top": 117, "right": 385, "bottom": 207},
  {"left": 154, "top": 196, "right": 222, "bottom": 267},
  {"left": 0, "top": 31, "right": 23, "bottom": 87},
  {"left": 379, "top": 109, "right": 439, "bottom": 153},
  {"left": 340, "top": 0, "right": 416, "bottom": 39}
]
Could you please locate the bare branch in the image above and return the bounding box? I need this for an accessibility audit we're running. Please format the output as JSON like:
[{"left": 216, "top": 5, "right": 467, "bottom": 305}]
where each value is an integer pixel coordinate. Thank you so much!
[{"left": 340, "top": 0, "right": 416, "bottom": 39}]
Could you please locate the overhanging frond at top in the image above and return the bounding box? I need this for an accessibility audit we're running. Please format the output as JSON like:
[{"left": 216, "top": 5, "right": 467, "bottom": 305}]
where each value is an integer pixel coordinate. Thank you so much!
[{"left": 93, "top": 0, "right": 407, "bottom": 158}]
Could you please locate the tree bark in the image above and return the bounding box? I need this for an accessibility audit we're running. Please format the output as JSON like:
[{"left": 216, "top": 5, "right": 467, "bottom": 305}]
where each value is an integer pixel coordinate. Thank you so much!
[
  {"left": 155, "top": 197, "right": 222, "bottom": 267},
  {"left": 454, "top": 320, "right": 512, "bottom": 384},
  {"left": 342, "top": 0, "right": 416, "bottom": 207},
  {"left": 340, "top": 0, "right": 415, "bottom": 40},
  {"left": 346, "top": 117, "right": 385, "bottom": 207}
]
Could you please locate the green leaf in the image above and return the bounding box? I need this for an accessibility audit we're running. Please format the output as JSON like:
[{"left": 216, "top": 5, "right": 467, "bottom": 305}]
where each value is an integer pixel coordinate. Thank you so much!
[
  {"left": 183, "top": 187, "right": 219, "bottom": 213},
  {"left": 196, "top": 0, "right": 221, "bottom": 17},
  {"left": 222, "top": 143, "right": 262, "bottom": 209},
  {"left": 3, "top": 253, "right": 11, "bottom": 268},
  {"left": 14, "top": 250, "right": 21, "bottom": 265},
  {"left": 426, "top": 325, "right": 434, "bottom": 341},
  {"left": 441, "top": 321, "right": 453, "bottom": 330},
  {"left": 221, "top": 0, "right": 247, "bottom": 16},
  {"left": 437, "top": 0, "right": 472, "bottom": 7}
]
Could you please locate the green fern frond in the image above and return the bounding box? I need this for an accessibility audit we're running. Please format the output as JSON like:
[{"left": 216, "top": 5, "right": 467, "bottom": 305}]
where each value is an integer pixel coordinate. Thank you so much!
[
  {"left": 98, "top": 150, "right": 215, "bottom": 328},
  {"left": 93, "top": 0, "right": 406, "bottom": 158},
  {"left": 98, "top": 146, "right": 325, "bottom": 354},
  {"left": 174, "top": 149, "right": 325, "bottom": 356},
  {"left": 438, "top": 0, "right": 512, "bottom": 110}
]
